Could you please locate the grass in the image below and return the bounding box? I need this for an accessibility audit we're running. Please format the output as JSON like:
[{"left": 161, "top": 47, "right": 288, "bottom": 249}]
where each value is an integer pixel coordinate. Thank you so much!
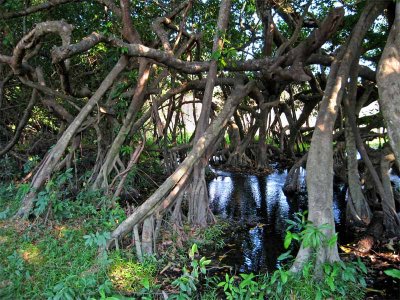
[
  {"left": 0, "top": 181, "right": 370, "bottom": 300},
  {"left": 0, "top": 219, "right": 101, "bottom": 299},
  {"left": 0, "top": 183, "right": 158, "bottom": 300}
]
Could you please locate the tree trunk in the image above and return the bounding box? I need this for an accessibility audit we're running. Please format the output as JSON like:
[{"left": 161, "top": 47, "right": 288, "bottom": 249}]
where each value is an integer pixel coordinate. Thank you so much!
[
  {"left": 15, "top": 56, "right": 128, "bottom": 218},
  {"left": 187, "top": 0, "right": 232, "bottom": 227},
  {"left": 380, "top": 152, "right": 400, "bottom": 236},
  {"left": 282, "top": 153, "right": 307, "bottom": 195},
  {"left": 344, "top": 52, "right": 372, "bottom": 226},
  {"left": 106, "top": 81, "right": 255, "bottom": 247},
  {"left": 291, "top": 0, "right": 388, "bottom": 273},
  {"left": 256, "top": 104, "right": 269, "bottom": 169},
  {"left": 92, "top": 60, "right": 151, "bottom": 189},
  {"left": 345, "top": 119, "right": 372, "bottom": 226},
  {"left": 377, "top": 3, "right": 400, "bottom": 168}
]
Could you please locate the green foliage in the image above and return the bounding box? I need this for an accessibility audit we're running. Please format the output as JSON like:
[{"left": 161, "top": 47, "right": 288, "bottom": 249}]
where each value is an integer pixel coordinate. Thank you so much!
[
  {"left": 0, "top": 223, "right": 102, "bottom": 299},
  {"left": 0, "top": 184, "right": 130, "bottom": 299},
  {"left": 23, "top": 155, "right": 40, "bottom": 174},
  {"left": 193, "top": 221, "right": 228, "bottom": 251},
  {"left": 108, "top": 252, "right": 158, "bottom": 296},
  {"left": 0, "top": 182, "right": 29, "bottom": 218},
  {"left": 169, "top": 244, "right": 211, "bottom": 300},
  {"left": 283, "top": 211, "right": 337, "bottom": 253},
  {"left": 0, "top": 155, "right": 20, "bottom": 180},
  {"left": 212, "top": 211, "right": 367, "bottom": 300},
  {"left": 218, "top": 272, "right": 268, "bottom": 300},
  {"left": 33, "top": 169, "right": 73, "bottom": 217},
  {"left": 384, "top": 268, "right": 400, "bottom": 279},
  {"left": 84, "top": 231, "right": 111, "bottom": 248}
]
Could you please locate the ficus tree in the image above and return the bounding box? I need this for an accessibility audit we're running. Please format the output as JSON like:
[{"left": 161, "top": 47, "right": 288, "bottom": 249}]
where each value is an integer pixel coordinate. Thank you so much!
[{"left": 0, "top": 0, "right": 399, "bottom": 270}]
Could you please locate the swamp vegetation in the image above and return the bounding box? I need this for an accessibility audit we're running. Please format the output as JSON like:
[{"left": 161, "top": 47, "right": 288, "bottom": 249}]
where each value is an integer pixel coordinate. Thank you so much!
[{"left": 0, "top": 0, "right": 399, "bottom": 299}]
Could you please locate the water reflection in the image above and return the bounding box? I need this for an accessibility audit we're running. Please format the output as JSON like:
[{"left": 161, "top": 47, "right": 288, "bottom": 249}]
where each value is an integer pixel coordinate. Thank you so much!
[{"left": 208, "top": 167, "right": 346, "bottom": 273}]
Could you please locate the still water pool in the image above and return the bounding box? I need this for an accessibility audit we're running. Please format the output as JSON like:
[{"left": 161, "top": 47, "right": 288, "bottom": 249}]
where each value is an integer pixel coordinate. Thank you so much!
[{"left": 208, "top": 166, "right": 347, "bottom": 273}]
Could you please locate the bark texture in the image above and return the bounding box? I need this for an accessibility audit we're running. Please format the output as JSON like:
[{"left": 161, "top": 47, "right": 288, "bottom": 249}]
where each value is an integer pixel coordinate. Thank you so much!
[
  {"left": 377, "top": 3, "right": 400, "bottom": 168},
  {"left": 292, "top": 0, "right": 389, "bottom": 272},
  {"left": 188, "top": 0, "right": 232, "bottom": 227}
]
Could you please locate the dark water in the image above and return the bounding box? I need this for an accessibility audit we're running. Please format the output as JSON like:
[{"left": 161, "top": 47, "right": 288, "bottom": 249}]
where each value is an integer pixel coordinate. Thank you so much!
[{"left": 208, "top": 166, "right": 347, "bottom": 273}]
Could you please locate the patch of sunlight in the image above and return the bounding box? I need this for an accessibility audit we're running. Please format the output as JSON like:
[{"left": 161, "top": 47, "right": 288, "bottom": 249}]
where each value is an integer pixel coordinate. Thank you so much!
[
  {"left": 108, "top": 259, "right": 156, "bottom": 294},
  {"left": 54, "top": 225, "right": 69, "bottom": 238},
  {"left": 19, "top": 244, "right": 42, "bottom": 265},
  {"left": 0, "top": 235, "right": 9, "bottom": 245}
]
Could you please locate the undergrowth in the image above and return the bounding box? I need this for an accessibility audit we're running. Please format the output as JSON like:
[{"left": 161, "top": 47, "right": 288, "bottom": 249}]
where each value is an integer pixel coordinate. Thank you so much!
[{"left": 0, "top": 178, "right": 368, "bottom": 299}]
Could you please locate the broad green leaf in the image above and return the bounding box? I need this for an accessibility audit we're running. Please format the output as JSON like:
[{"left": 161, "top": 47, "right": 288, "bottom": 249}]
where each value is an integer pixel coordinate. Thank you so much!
[{"left": 384, "top": 269, "right": 400, "bottom": 279}]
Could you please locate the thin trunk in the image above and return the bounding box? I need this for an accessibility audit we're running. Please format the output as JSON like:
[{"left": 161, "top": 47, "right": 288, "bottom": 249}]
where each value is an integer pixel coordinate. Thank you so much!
[
  {"left": 344, "top": 52, "right": 371, "bottom": 226},
  {"left": 15, "top": 56, "right": 128, "bottom": 218},
  {"left": 188, "top": 0, "right": 232, "bottom": 227},
  {"left": 380, "top": 152, "right": 400, "bottom": 236},
  {"left": 0, "top": 81, "right": 38, "bottom": 157},
  {"left": 256, "top": 105, "right": 269, "bottom": 169},
  {"left": 93, "top": 60, "right": 151, "bottom": 189},
  {"left": 345, "top": 120, "right": 372, "bottom": 226}
]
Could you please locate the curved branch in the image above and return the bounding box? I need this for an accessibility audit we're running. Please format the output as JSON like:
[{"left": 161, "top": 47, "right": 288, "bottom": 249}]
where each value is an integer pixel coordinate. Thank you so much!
[
  {"left": 11, "top": 21, "right": 73, "bottom": 75},
  {"left": 0, "top": 87, "right": 38, "bottom": 157},
  {"left": 0, "top": 0, "right": 81, "bottom": 19}
]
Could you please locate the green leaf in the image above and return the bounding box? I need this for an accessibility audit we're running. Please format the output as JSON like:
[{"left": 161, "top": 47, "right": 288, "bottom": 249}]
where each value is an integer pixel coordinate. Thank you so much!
[
  {"left": 189, "top": 244, "right": 198, "bottom": 259},
  {"left": 384, "top": 269, "right": 400, "bottom": 279},
  {"left": 316, "top": 289, "right": 322, "bottom": 300},
  {"left": 217, "top": 282, "right": 226, "bottom": 287},
  {"left": 284, "top": 232, "right": 292, "bottom": 249},
  {"left": 326, "top": 277, "right": 335, "bottom": 291},
  {"left": 141, "top": 277, "right": 150, "bottom": 290},
  {"left": 323, "top": 264, "right": 332, "bottom": 275},
  {"left": 358, "top": 259, "right": 368, "bottom": 274},
  {"left": 277, "top": 250, "right": 292, "bottom": 261},
  {"left": 210, "top": 50, "right": 222, "bottom": 60},
  {"left": 328, "top": 233, "right": 338, "bottom": 247},
  {"left": 280, "top": 271, "right": 288, "bottom": 284},
  {"left": 0, "top": 207, "right": 9, "bottom": 220}
]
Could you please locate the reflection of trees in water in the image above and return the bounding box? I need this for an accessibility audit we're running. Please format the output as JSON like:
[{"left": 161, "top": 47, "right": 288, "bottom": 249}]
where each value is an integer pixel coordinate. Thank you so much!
[
  {"left": 241, "top": 227, "right": 285, "bottom": 273},
  {"left": 208, "top": 170, "right": 291, "bottom": 272},
  {"left": 209, "top": 176, "right": 234, "bottom": 218},
  {"left": 208, "top": 169, "right": 352, "bottom": 272}
]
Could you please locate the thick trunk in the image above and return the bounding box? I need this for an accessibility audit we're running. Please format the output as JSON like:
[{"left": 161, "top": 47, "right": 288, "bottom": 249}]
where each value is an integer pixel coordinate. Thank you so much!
[
  {"left": 188, "top": 166, "right": 212, "bottom": 225},
  {"left": 380, "top": 153, "right": 400, "bottom": 236},
  {"left": 292, "top": 0, "right": 388, "bottom": 272},
  {"left": 377, "top": 3, "right": 400, "bottom": 167}
]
